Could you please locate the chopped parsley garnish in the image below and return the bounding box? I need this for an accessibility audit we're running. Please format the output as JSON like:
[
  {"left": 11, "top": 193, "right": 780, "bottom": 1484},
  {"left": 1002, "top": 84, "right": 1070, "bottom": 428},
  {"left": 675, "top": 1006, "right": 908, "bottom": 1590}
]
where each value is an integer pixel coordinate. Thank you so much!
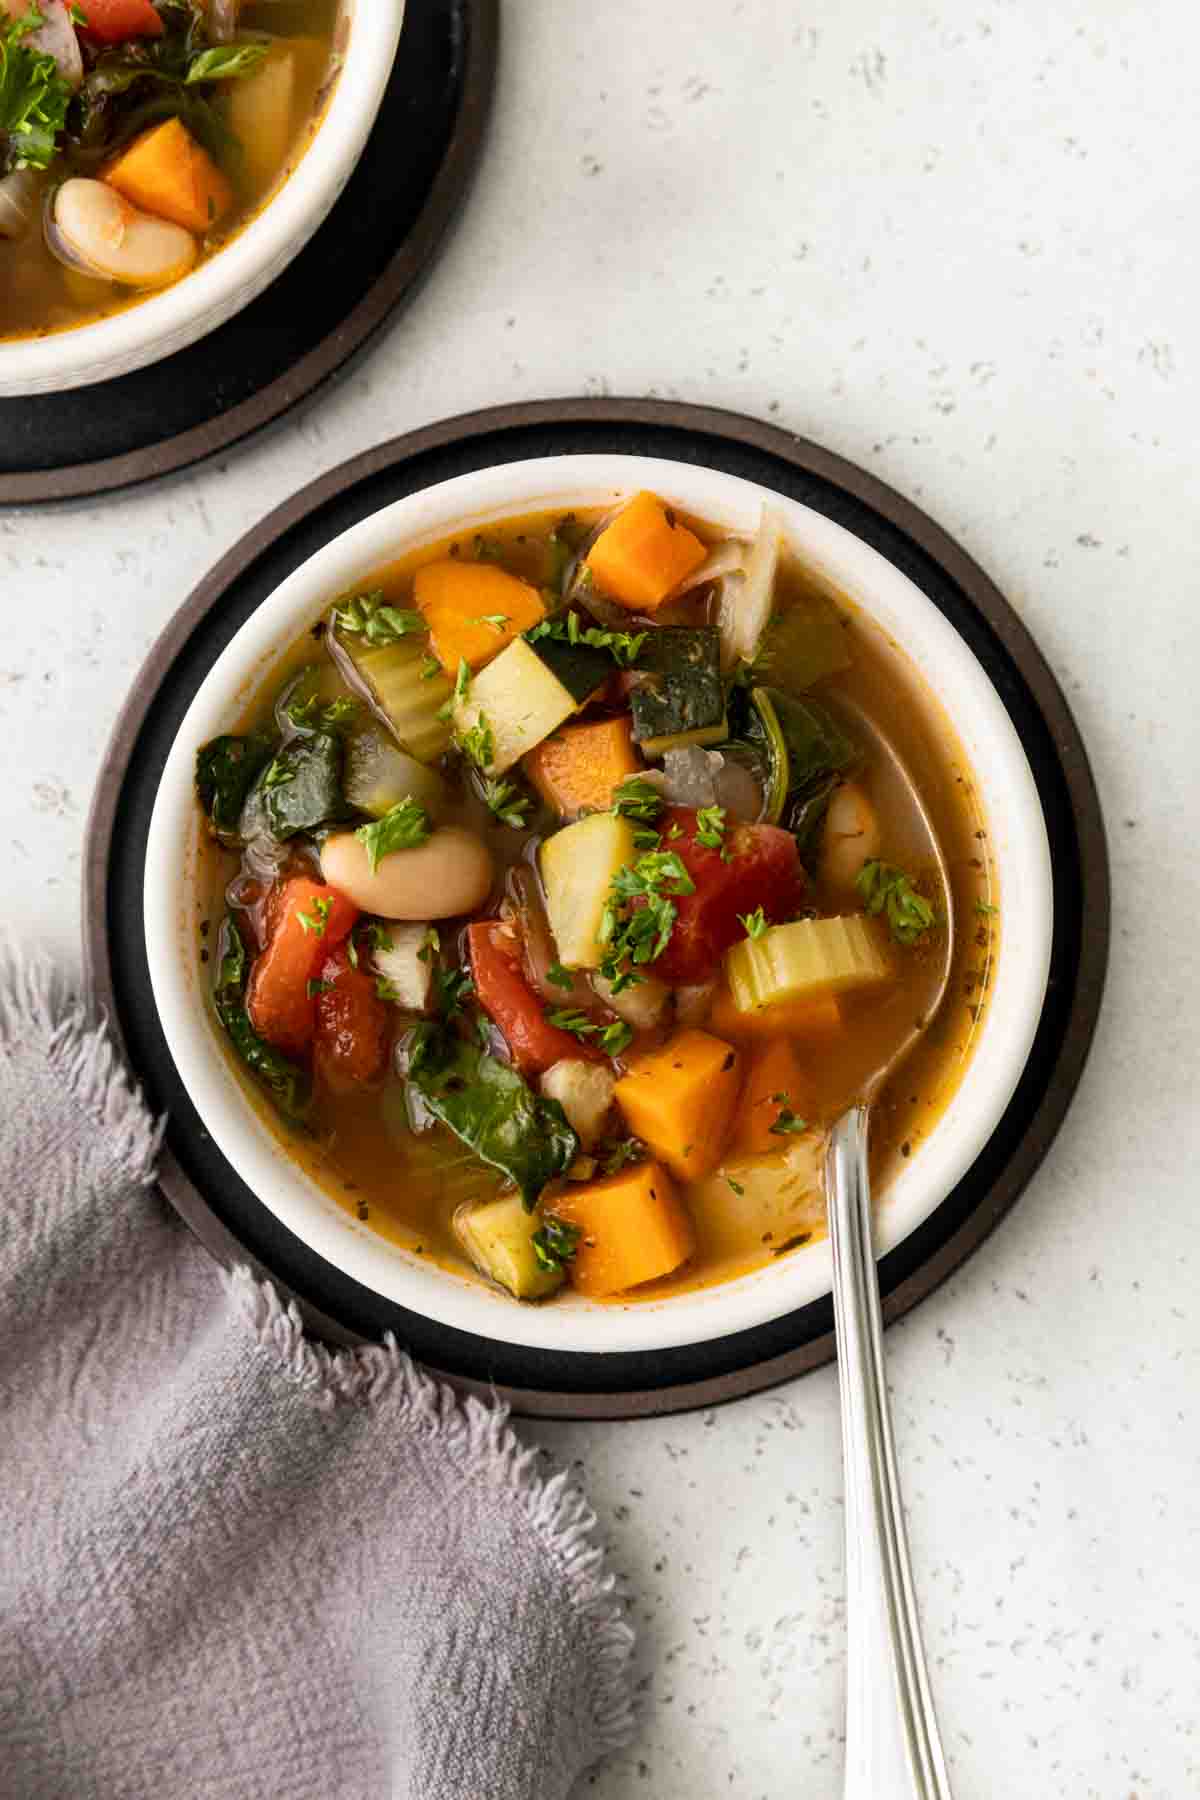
[
  {"left": 597, "top": 849, "right": 695, "bottom": 994},
  {"left": 632, "top": 826, "right": 662, "bottom": 852},
  {"left": 527, "top": 613, "right": 647, "bottom": 667},
  {"left": 856, "top": 860, "right": 935, "bottom": 946},
  {"left": 545, "top": 1007, "right": 597, "bottom": 1040},
  {"left": 419, "top": 653, "right": 442, "bottom": 681},
  {"left": 364, "top": 923, "right": 394, "bottom": 953},
  {"left": 354, "top": 797, "right": 432, "bottom": 872},
  {"left": 434, "top": 967, "right": 474, "bottom": 1018},
  {"left": 417, "top": 926, "right": 440, "bottom": 964},
  {"left": 546, "top": 961, "right": 574, "bottom": 991},
  {"left": 482, "top": 778, "right": 532, "bottom": 828},
  {"left": 769, "top": 1108, "right": 809, "bottom": 1136},
  {"left": 331, "top": 591, "right": 425, "bottom": 644},
  {"left": 297, "top": 896, "right": 333, "bottom": 937},
  {"left": 306, "top": 978, "right": 332, "bottom": 997},
  {"left": 0, "top": 11, "right": 73, "bottom": 172},
  {"left": 453, "top": 657, "right": 472, "bottom": 705},
  {"left": 532, "top": 1215, "right": 581, "bottom": 1272},
  {"left": 261, "top": 757, "right": 295, "bottom": 791},
  {"left": 739, "top": 906, "right": 768, "bottom": 940},
  {"left": 475, "top": 613, "right": 510, "bottom": 633},
  {"left": 612, "top": 778, "right": 665, "bottom": 826},
  {"left": 457, "top": 715, "right": 495, "bottom": 770},
  {"left": 725, "top": 1174, "right": 746, "bottom": 1196},
  {"left": 975, "top": 899, "right": 999, "bottom": 917},
  {"left": 375, "top": 978, "right": 405, "bottom": 1004},
  {"left": 285, "top": 692, "right": 358, "bottom": 733},
  {"left": 599, "top": 1019, "right": 634, "bottom": 1056},
  {"left": 694, "top": 804, "right": 727, "bottom": 851},
  {"left": 600, "top": 1137, "right": 646, "bottom": 1175}
]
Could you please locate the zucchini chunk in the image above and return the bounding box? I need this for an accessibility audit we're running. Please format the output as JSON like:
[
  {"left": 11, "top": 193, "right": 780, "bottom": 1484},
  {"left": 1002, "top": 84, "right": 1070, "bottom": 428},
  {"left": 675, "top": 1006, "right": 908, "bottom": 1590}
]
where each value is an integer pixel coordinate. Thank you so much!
[
  {"left": 343, "top": 730, "right": 449, "bottom": 820},
  {"left": 540, "top": 811, "right": 639, "bottom": 968},
  {"left": 527, "top": 633, "right": 612, "bottom": 705},
  {"left": 340, "top": 637, "right": 454, "bottom": 764},
  {"left": 630, "top": 626, "right": 727, "bottom": 758},
  {"left": 725, "top": 914, "right": 890, "bottom": 1009},
  {"left": 454, "top": 637, "right": 595, "bottom": 776},
  {"left": 453, "top": 1192, "right": 567, "bottom": 1301}
]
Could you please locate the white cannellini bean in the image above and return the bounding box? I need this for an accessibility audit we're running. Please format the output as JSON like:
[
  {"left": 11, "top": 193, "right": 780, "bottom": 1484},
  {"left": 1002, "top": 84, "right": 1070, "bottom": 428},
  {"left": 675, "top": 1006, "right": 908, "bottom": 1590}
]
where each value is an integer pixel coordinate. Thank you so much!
[
  {"left": 820, "top": 780, "right": 881, "bottom": 897},
  {"left": 52, "top": 180, "right": 197, "bottom": 289},
  {"left": 320, "top": 827, "right": 495, "bottom": 921}
]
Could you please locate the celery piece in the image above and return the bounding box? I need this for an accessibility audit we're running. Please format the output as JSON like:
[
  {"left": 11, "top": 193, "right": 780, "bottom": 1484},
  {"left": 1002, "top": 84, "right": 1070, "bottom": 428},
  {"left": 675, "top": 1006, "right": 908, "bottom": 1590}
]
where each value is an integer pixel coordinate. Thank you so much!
[{"left": 725, "top": 915, "right": 891, "bottom": 1010}]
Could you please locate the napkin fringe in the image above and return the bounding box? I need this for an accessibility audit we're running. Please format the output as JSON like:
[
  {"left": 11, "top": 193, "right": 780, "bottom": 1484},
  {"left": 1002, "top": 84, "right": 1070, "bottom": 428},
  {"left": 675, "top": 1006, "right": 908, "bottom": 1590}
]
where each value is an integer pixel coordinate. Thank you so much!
[
  {"left": 0, "top": 946, "right": 163, "bottom": 1188},
  {"left": 230, "top": 1264, "right": 637, "bottom": 1754}
]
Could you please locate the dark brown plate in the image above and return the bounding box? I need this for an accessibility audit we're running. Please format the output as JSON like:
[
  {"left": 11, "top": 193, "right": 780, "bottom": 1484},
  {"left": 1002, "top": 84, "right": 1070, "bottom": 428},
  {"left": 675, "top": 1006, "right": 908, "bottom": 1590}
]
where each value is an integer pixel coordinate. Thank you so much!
[
  {"left": 0, "top": 0, "right": 498, "bottom": 505},
  {"left": 83, "top": 399, "right": 1110, "bottom": 1419}
]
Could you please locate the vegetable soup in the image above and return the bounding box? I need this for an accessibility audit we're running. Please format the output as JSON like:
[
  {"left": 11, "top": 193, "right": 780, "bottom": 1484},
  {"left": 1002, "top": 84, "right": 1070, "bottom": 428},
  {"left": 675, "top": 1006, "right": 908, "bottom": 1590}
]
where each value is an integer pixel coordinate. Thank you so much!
[
  {"left": 193, "top": 493, "right": 998, "bottom": 1307},
  {"left": 0, "top": 0, "right": 338, "bottom": 340}
]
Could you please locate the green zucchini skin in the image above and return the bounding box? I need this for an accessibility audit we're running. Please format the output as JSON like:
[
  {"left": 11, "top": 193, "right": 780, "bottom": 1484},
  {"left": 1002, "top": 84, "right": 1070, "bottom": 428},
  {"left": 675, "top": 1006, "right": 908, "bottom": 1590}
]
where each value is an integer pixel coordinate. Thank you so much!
[
  {"left": 629, "top": 626, "right": 725, "bottom": 749},
  {"left": 527, "top": 635, "right": 613, "bottom": 705}
]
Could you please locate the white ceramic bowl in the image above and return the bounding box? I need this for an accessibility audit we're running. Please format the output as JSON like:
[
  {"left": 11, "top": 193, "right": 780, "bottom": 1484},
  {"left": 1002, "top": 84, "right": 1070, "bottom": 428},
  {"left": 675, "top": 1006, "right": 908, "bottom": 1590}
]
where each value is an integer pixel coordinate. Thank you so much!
[
  {"left": 0, "top": 0, "right": 405, "bottom": 397},
  {"left": 144, "top": 456, "right": 1053, "bottom": 1356}
]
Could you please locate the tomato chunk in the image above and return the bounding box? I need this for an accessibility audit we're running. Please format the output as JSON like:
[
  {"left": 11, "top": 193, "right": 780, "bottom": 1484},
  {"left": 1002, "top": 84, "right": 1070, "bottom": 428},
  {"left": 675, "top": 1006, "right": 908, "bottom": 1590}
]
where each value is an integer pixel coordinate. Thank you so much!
[
  {"left": 313, "top": 946, "right": 392, "bottom": 1092},
  {"left": 652, "top": 807, "right": 806, "bottom": 985},
  {"left": 246, "top": 875, "right": 358, "bottom": 1058},
  {"left": 467, "top": 921, "right": 605, "bottom": 1077},
  {"left": 76, "top": 0, "right": 164, "bottom": 41}
]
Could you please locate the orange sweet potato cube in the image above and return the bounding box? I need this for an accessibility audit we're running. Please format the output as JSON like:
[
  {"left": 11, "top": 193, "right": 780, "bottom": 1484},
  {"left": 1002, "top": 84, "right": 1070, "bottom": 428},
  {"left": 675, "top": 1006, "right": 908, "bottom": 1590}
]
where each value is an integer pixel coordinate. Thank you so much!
[
  {"left": 551, "top": 1160, "right": 695, "bottom": 1297},
  {"left": 585, "top": 491, "right": 707, "bottom": 611}
]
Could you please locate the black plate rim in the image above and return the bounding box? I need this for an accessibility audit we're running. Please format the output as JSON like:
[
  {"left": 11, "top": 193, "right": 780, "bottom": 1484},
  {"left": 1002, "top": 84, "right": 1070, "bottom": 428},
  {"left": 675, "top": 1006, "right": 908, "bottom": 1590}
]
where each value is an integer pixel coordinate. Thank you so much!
[
  {"left": 82, "top": 398, "right": 1110, "bottom": 1419},
  {"left": 0, "top": 0, "right": 500, "bottom": 507}
]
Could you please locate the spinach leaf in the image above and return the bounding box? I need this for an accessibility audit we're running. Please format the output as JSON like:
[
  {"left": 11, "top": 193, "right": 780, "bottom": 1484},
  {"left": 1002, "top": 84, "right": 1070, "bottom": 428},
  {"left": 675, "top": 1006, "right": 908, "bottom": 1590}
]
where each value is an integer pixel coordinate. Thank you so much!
[
  {"left": 742, "top": 687, "right": 859, "bottom": 869},
  {"left": 212, "top": 916, "right": 310, "bottom": 1121},
  {"left": 195, "top": 730, "right": 276, "bottom": 836},
  {"left": 257, "top": 730, "right": 347, "bottom": 840},
  {"left": 406, "top": 1028, "right": 577, "bottom": 1209}
]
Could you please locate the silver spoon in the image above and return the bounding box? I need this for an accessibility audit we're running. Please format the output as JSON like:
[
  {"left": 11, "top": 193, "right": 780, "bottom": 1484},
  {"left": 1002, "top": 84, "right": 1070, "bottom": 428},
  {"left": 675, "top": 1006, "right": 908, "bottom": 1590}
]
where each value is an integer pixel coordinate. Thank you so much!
[{"left": 824, "top": 699, "right": 956, "bottom": 1800}]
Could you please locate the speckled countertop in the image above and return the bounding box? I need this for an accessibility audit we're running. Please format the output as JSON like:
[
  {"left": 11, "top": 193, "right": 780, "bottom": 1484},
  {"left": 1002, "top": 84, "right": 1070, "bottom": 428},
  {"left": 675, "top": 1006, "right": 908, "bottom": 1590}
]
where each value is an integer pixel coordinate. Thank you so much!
[{"left": 4, "top": 2, "right": 1197, "bottom": 1793}]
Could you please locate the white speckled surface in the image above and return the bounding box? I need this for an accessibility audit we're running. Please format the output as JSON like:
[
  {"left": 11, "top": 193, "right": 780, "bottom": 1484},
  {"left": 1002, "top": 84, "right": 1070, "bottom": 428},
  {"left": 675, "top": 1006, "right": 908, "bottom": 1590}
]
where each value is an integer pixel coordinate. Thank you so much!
[{"left": 3, "top": 1, "right": 1197, "bottom": 1792}]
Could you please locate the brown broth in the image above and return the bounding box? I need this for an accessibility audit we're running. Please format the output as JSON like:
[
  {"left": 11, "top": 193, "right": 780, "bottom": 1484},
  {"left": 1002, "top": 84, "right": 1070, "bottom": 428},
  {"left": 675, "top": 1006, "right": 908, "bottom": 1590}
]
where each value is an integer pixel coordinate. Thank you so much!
[
  {"left": 0, "top": 1, "right": 336, "bottom": 344},
  {"left": 194, "top": 506, "right": 998, "bottom": 1303}
]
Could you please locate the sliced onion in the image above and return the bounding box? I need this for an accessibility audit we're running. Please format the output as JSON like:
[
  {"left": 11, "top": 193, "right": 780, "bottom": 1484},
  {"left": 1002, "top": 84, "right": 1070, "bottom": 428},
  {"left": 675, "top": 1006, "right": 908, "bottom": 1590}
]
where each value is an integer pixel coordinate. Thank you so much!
[
  {"left": 719, "top": 504, "right": 781, "bottom": 671},
  {"left": 11, "top": 0, "right": 84, "bottom": 88},
  {"left": 208, "top": 0, "right": 240, "bottom": 43},
  {"left": 0, "top": 168, "right": 41, "bottom": 242}
]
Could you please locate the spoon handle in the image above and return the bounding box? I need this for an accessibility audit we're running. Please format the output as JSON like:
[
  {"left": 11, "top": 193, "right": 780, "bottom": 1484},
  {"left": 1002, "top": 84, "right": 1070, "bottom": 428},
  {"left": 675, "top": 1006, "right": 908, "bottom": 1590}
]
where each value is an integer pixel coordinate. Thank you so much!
[{"left": 826, "top": 1108, "right": 953, "bottom": 1800}]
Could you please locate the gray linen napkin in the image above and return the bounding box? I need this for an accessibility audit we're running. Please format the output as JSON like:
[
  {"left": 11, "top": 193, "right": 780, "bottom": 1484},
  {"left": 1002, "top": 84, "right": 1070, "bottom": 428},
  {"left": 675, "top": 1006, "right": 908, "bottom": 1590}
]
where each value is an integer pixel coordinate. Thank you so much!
[{"left": 0, "top": 953, "right": 635, "bottom": 1799}]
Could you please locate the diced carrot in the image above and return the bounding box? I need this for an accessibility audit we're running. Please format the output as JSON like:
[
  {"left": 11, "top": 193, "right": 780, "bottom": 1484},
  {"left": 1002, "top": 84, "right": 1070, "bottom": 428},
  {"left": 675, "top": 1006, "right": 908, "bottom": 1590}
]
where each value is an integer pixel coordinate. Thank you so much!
[
  {"left": 77, "top": 0, "right": 163, "bottom": 41},
  {"left": 731, "top": 1038, "right": 816, "bottom": 1155},
  {"left": 466, "top": 921, "right": 605, "bottom": 1076},
  {"left": 613, "top": 1028, "right": 742, "bottom": 1181},
  {"left": 246, "top": 876, "right": 358, "bottom": 1058},
  {"left": 708, "top": 982, "right": 843, "bottom": 1044},
  {"left": 104, "top": 118, "right": 233, "bottom": 235},
  {"left": 522, "top": 716, "right": 641, "bottom": 818},
  {"left": 413, "top": 559, "right": 546, "bottom": 675},
  {"left": 550, "top": 1160, "right": 696, "bottom": 1297},
  {"left": 585, "top": 492, "right": 707, "bottom": 612},
  {"left": 313, "top": 946, "right": 391, "bottom": 1092}
]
